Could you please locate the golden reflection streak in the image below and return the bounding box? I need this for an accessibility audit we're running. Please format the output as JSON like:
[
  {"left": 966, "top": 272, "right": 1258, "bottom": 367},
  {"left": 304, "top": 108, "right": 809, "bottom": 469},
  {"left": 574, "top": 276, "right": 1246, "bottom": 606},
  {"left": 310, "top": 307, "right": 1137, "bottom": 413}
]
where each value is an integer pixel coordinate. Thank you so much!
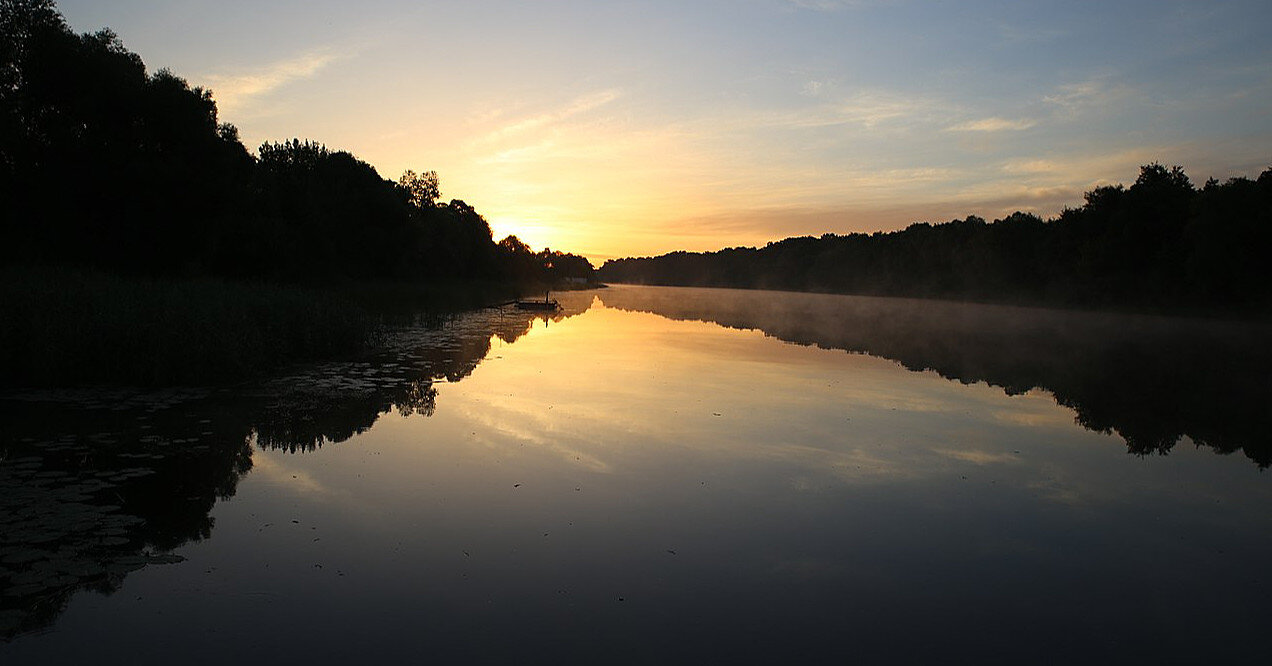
[{"left": 422, "top": 300, "right": 1109, "bottom": 490}]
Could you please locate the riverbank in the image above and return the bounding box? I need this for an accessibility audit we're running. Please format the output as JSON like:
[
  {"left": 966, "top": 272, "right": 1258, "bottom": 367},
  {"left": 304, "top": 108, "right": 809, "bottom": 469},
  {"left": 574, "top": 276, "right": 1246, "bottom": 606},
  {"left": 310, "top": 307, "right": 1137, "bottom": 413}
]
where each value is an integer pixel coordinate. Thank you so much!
[{"left": 0, "top": 266, "right": 563, "bottom": 388}]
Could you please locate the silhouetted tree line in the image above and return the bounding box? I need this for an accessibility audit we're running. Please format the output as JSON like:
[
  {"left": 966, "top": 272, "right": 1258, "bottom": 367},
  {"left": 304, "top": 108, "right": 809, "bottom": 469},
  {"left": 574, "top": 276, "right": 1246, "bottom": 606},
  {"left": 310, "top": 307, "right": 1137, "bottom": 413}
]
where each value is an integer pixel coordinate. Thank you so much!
[
  {"left": 0, "top": 0, "right": 592, "bottom": 283},
  {"left": 599, "top": 165, "right": 1272, "bottom": 315},
  {"left": 496, "top": 234, "right": 597, "bottom": 284}
]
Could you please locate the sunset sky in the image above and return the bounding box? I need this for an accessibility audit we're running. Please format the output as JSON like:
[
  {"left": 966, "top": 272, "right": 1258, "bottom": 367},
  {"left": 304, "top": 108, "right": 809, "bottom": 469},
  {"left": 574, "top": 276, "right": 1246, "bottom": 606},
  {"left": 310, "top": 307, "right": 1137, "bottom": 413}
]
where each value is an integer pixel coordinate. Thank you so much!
[{"left": 58, "top": 0, "right": 1272, "bottom": 263}]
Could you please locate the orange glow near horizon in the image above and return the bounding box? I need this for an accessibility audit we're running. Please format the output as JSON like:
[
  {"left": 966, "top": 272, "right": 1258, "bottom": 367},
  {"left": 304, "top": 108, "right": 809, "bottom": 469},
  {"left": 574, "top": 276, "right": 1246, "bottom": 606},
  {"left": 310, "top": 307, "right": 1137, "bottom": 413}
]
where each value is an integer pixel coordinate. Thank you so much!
[{"left": 60, "top": 0, "right": 1268, "bottom": 263}]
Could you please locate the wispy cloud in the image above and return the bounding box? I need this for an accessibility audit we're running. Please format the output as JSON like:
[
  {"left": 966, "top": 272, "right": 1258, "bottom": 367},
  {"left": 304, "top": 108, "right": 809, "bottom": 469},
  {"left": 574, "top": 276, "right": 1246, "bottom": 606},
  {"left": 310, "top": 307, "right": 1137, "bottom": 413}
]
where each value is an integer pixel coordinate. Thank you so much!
[
  {"left": 203, "top": 50, "right": 342, "bottom": 116},
  {"left": 477, "top": 139, "right": 559, "bottom": 165},
  {"left": 476, "top": 89, "right": 623, "bottom": 146},
  {"left": 1043, "top": 80, "right": 1103, "bottom": 108},
  {"left": 817, "top": 91, "right": 931, "bottom": 128},
  {"left": 1040, "top": 77, "right": 1135, "bottom": 119},
  {"left": 947, "top": 117, "right": 1037, "bottom": 132},
  {"left": 995, "top": 148, "right": 1166, "bottom": 184},
  {"left": 801, "top": 80, "right": 829, "bottom": 97},
  {"left": 998, "top": 159, "right": 1063, "bottom": 175},
  {"left": 752, "top": 89, "right": 939, "bottom": 131}
]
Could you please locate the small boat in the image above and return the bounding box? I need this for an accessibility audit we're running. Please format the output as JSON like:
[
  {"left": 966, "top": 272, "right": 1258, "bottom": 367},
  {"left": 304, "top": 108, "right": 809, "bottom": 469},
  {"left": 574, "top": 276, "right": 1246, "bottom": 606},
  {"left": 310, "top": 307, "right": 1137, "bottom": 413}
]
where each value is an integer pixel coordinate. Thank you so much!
[
  {"left": 515, "top": 299, "right": 560, "bottom": 311},
  {"left": 515, "top": 292, "right": 560, "bottom": 311}
]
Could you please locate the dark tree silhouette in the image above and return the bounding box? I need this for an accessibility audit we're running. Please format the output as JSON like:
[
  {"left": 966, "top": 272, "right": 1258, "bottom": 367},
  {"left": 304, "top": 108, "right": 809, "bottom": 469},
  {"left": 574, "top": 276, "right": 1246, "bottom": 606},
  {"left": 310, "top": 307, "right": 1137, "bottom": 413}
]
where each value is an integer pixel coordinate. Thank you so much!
[
  {"left": 599, "top": 164, "right": 1272, "bottom": 316},
  {"left": 1, "top": 1, "right": 254, "bottom": 274},
  {"left": 399, "top": 169, "right": 440, "bottom": 209},
  {"left": 1, "top": 0, "right": 584, "bottom": 288}
]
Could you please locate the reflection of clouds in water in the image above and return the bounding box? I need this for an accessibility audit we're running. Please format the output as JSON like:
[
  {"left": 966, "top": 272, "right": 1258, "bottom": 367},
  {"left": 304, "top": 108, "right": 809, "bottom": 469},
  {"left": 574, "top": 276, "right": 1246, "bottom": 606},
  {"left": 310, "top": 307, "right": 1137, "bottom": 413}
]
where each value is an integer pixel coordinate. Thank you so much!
[
  {"left": 443, "top": 389, "right": 618, "bottom": 474},
  {"left": 249, "top": 453, "right": 343, "bottom": 499},
  {"left": 384, "top": 293, "right": 1261, "bottom": 519},
  {"left": 779, "top": 444, "right": 928, "bottom": 484},
  {"left": 989, "top": 395, "right": 1081, "bottom": 429},
  {"left": 458, "top": 404, "right": 615, "bottom": 474},
  {"left": 935, "top": 449, "right": 1021, "bottom": 465},
  {"left": 1025, "top": 463, "right": 1089, "bottom": 506},
  {"left": 844, "top": 385, "right": 974, "bottom": 415},
  {"left": 434, "top": 302, "right": 1121, "bottom": 494}
]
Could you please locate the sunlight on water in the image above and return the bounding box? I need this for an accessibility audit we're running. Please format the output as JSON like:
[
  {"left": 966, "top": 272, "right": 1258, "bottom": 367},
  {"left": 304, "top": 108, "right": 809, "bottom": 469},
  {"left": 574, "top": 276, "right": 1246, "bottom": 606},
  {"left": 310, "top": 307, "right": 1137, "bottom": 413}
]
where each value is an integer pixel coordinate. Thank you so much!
[{"left": 3, "top": 286, "right": 1269, "bottom": 664}]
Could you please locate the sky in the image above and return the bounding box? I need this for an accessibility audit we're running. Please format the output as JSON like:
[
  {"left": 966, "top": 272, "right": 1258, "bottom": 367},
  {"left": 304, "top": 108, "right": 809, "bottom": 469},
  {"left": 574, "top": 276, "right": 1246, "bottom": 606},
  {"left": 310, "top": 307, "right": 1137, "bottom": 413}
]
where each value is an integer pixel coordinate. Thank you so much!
[{"left": 58, "top": 0, "right": 1272, "bottom": 263}]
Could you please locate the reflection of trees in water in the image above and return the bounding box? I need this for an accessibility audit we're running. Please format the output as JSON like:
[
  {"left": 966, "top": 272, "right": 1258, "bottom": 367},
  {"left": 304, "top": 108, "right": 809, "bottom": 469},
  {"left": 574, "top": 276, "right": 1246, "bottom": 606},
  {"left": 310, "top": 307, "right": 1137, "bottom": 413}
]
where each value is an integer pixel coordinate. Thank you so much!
[
  {"left": 250, "top": 305, "right": 584, "bottom": 453},
  {"left": 0, "top": 301, "right": 588, "bottom": 640},
  {"left": 600, "top": 287, "right": 1272, "bottom": 467},
  {"left": 0, "top": 397, "right": 255, "bottom": 639},
  {"left": 396, "top": 380, "right": 438, "bottom": 418}
]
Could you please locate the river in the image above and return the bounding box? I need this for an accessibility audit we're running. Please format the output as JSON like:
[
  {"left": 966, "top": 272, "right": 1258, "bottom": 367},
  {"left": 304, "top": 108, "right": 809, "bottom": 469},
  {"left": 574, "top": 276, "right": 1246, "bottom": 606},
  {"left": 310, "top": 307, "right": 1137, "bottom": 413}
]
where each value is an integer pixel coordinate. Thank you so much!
[{"left": 2, "top": 284, "right": 1269, "bottom": 664}]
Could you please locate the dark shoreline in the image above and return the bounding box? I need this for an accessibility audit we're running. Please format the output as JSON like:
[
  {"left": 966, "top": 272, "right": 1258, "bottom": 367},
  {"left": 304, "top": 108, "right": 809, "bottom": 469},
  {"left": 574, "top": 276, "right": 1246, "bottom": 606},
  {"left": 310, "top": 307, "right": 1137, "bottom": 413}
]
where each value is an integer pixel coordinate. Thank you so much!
[{"left": 0, "top": 265, "right": 583, "bottom": 389}]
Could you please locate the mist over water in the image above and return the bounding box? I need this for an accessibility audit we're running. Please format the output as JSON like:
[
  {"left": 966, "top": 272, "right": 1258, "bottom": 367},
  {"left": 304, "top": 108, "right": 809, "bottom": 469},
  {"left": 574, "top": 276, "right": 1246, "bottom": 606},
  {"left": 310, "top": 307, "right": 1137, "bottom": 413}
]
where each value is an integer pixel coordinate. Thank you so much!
[
  {"left": 3, "top": 286, "right": 1268, "bottom": 664},
  {"left": 598, "top": 284, "right": 1272, "bottom": 466}
]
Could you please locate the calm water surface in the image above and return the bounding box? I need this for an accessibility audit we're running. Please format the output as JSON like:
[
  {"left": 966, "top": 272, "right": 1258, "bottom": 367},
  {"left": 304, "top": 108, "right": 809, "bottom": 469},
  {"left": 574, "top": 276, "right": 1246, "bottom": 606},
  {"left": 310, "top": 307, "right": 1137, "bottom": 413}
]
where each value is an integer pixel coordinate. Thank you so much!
[{"left": 2, "top": 285, "right": 1269, "bottom": 664}]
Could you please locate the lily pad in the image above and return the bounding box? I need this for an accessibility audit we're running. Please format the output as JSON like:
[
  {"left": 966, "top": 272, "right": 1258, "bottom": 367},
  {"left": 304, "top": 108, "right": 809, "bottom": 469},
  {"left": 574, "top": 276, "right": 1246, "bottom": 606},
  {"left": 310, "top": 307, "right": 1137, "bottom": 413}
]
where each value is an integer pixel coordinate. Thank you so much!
[
  {"left": 105, "top": 561, "right": 146, "bottom": 575},
  {"left": 65, "top": 563, "right": 107, "bottom": 578},
  {"left": 9, "top": 570, "right": 48, "bottom": 586},
  {"left": 4, "top": 583, "right": 46, "bottom": 597},
  {"left": 44, "top": 574, "right": 79, "bottom": 588},
  {"left": 0, "top": 609, "right": 24, "bottom": 633},
  {"left": 2, "top": 549, "right": 49, "bottom": 565}
]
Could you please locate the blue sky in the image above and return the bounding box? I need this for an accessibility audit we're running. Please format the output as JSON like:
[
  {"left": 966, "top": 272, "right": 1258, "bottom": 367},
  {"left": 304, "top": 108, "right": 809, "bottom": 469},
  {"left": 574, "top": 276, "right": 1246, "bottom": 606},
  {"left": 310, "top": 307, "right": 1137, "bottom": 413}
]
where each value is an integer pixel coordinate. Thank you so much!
[{"left": 58, "top": 0, "right": 1272, "bottom": 260}]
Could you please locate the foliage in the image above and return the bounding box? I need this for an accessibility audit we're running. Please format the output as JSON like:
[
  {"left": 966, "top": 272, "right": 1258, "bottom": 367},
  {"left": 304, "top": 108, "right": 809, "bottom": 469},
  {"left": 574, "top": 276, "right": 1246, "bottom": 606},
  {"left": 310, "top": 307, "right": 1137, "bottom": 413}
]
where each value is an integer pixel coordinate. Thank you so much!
[
  {"left": 599, "top": 164, "right": 1272, "bottom": 316},
  {"left": 495, "top": 235, "right": 594, "bottom": 284},
  {"left": 398, "top": 169, "right": 439, "bottom": 209},
  {"left": 2, "top": 1, "right": 252, "bottom": 274},
  {"left": 0, "top": 0, "right": 593, "bottom": 288},
  {"left": 0, "top": 0, "right": 599, "bottom": 386}
]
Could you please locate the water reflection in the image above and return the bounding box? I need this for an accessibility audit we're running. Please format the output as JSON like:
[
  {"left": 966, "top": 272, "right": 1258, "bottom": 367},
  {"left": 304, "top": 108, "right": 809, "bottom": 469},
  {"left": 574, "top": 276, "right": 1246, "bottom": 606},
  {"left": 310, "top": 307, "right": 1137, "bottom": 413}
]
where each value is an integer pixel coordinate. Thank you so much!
[
  {"left": 246, "top": 300, "right": 588, "bottom": 453},
  {"left": 599, "top": 285, "right": 1272, "bottom": 467},
  {"left": 0, "top": 299, "right": 589, "bottom": 639},
  {"left": 2, "top": 287, "right": 1269, "bottom": 663},
  {"left": 0, "top": 392, "right": 252, "bottom": 638}
]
